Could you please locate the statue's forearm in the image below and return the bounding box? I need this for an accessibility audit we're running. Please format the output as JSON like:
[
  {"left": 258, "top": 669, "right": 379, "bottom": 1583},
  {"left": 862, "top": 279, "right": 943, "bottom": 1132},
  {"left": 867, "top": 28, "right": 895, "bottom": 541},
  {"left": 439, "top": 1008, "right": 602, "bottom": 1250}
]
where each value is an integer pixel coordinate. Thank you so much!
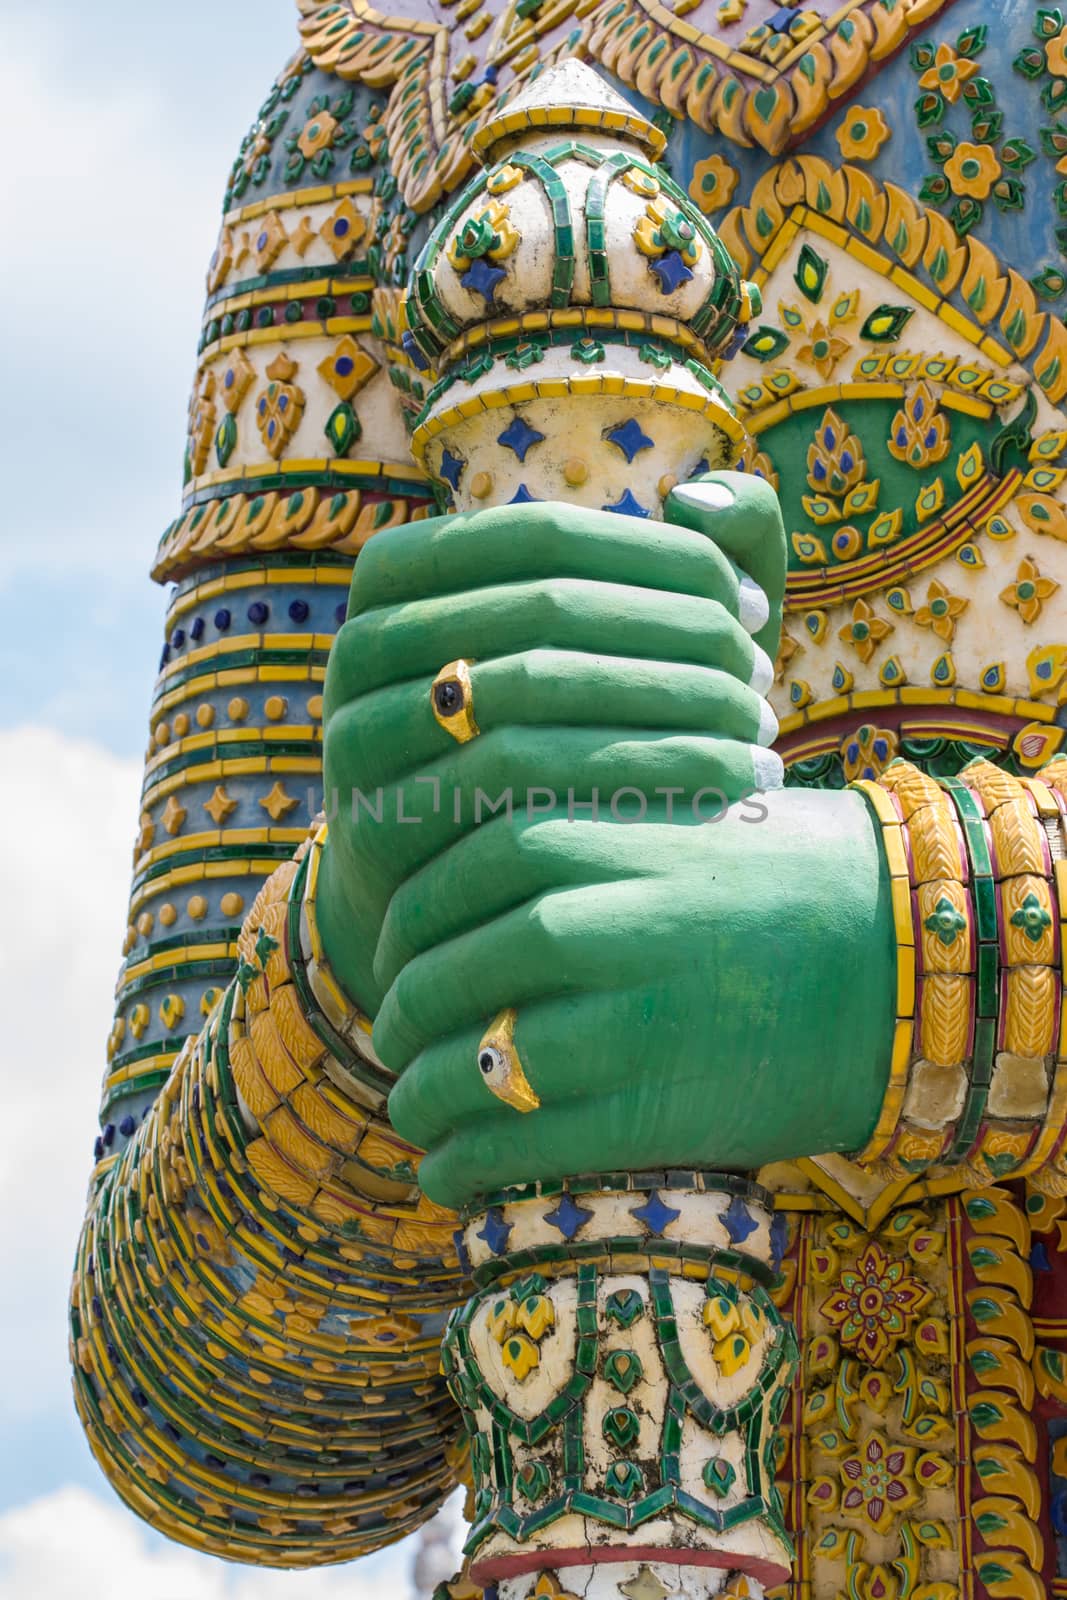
[{"left": 72, "top": 831, "right": 465, "bottom": 1565}]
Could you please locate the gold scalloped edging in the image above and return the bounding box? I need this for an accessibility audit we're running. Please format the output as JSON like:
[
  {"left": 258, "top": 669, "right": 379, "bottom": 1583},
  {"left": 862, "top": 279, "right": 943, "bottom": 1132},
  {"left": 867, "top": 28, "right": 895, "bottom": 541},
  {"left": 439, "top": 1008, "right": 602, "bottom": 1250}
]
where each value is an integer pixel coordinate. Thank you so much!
[
  {"left": 719, "top": 158, "right": 1067, "bottom": 405},
  {"left": 297, "top": 0, "right": 953, "bottom": 213},
  {"left": 153, "top": 486, "right": 432, "bottom": 583},
  {"left": 438, "top": 305, "right": 710, "bottom": 370},
  {"left": 473, "top": 97, "right": 665, "bottom": 162},
  {"left": 409, "top": 371, "right": 746, "bottom": 464}
]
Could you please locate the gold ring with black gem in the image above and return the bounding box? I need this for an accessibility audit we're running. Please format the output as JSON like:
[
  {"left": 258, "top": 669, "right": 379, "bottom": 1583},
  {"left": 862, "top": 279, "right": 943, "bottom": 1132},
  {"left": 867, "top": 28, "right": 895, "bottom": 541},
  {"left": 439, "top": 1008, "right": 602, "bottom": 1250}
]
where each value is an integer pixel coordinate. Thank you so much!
[{"left": 431, "top": 659, "right": 479, "bottom": 743}]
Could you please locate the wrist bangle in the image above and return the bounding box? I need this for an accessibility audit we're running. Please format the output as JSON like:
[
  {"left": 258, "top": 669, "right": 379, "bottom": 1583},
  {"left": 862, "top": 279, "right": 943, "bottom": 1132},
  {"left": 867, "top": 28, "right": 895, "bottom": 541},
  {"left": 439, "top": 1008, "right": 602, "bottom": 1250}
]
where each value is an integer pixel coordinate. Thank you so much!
[
  {"left": 951, "top": 759, "right": 1059, "bottom": 1183},
  {"left": 854, "top": 760, "right": 973, "bottom": 1174},
  {"left": 848, "top": 775, "right": 917, "bottom": 1165},
  {"left": 1024, "top": 757, "right": 1067, "bottom": 1190},
  {"left": 854, "top": 756, "right": 1064, "bottom": 1185}
]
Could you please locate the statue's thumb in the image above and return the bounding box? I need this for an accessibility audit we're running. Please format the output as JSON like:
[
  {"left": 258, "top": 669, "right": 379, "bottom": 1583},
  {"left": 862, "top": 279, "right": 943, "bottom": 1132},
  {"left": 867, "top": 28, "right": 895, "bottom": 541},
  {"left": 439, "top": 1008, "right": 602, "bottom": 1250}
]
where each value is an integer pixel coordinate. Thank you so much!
[{"left": 664, "top": 470, "right": 786, "bottom": 659}]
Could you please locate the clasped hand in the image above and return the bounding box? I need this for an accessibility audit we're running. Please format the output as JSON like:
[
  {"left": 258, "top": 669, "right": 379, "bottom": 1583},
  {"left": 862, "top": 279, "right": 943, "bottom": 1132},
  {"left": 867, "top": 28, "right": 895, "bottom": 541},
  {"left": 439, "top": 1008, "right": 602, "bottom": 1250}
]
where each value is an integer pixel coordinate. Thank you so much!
[{"left": 315, "top": 474, "right": 889, "bottom": 1205}]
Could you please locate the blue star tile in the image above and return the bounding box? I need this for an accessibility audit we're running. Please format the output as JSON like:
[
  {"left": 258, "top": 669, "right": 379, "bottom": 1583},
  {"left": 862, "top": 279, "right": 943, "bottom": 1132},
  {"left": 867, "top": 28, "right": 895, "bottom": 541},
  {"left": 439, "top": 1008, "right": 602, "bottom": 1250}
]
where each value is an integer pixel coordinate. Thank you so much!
[
  {"left": 602, "top": 489, "right": 650, "bottom": 518},
  {"left": 476, "top": 1206, "right": 512, "bottom": 1256},
  {"left": 544, "top": 1192, "right": 594, "bottom": 1240},
  {"left": 605, "top": 418, "right": 654, "bottom": 463},
  {"left": 649, "top": 250, "right": 694, "bottom": 295},
  {"left": 509, "top": 483, "right": 540, "bottom": 504},
  {"left": 723, "top": 1193, "right": 758, "bottom": 1245},
  {"left": 498, "top": 416, "right": 545, "bottom": 463},
  {"left": 439, "top": 447, "right": 466, "bottom": 491},
  {"left": 462, "top": 257, "right": 508, "bottom": 306},
  {"left": 630, "top": 1190, "right": 681, "bottom": 1237},
  {"left": 769, "top": 1211, "right": 790, "bottom": 1273}
]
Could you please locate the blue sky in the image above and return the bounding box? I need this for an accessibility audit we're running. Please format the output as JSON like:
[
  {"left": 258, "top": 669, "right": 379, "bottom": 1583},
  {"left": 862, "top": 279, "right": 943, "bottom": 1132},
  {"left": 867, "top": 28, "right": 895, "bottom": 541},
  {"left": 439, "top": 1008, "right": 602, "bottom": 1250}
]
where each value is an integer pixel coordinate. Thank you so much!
[
  {"left": 0, "top": 3, "right": 460, "bottom": 1593},
  {"left": 0, "top": 0, "right": 298, "bottom": 756}
]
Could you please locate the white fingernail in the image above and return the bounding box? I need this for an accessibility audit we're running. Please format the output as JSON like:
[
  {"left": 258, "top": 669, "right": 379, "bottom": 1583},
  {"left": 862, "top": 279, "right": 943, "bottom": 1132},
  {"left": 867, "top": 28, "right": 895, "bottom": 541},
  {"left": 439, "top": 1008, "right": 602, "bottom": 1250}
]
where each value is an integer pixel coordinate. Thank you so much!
[
  {"left": 738, "top": 574, "right": 769, "bottom": 636},
  {"left": 757, "top": 698, "right": 779, "bottom": 748},
  {"left": 749, "top": 642, "right": 774, "bottom": 696},
  {"left": 754, "top": 747, "right": 784, "bottom": 791},
  {"left": 673, "top": 480, "right": 735, "bottom": 513}
]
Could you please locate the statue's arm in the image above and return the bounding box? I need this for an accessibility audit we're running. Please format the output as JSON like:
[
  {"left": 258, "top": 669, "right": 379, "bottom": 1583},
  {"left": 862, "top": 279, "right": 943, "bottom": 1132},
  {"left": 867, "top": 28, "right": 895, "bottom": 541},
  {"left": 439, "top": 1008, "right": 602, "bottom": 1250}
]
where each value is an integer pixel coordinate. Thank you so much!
[
  {"left": 72, "top": 832, "right": 467, "bottom": 1565},
  {"left": 378, "top": 751, "right": 1067, "bottom": 1207}
]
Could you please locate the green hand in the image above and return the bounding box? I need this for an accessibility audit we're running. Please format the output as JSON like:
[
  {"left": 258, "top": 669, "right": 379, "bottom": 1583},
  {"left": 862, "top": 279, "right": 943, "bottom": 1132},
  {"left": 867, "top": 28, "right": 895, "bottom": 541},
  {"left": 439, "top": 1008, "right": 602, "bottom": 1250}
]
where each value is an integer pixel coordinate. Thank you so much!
[
  {"left": 383, "top": 790, "right": 895, "bottom": 1207},
  {"left": 316, "top": 473, "right": 785, "bottom": 1014},
  {"left": 314, "top": 473, "right": 896, "bottom": 1206}
]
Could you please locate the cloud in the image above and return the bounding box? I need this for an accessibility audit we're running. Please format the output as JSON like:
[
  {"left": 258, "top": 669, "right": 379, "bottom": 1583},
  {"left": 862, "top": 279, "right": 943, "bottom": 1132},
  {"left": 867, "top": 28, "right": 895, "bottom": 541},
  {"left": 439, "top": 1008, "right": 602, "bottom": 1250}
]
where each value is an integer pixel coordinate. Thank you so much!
[
  {"left": 0, "top": 0, "right": 294, "bottom": 748},
  {"left": 0, "top": 1, "right": 294, "bottom": 586},
  {"left": 0, "top": 725, "right": 465, "bottom": 1583},
  {"left": 0, "top": 728, "right": 141, "bottom": 1434},
  {"left": 0, "top": 1485, "right": 424, "bottom": 1600}
]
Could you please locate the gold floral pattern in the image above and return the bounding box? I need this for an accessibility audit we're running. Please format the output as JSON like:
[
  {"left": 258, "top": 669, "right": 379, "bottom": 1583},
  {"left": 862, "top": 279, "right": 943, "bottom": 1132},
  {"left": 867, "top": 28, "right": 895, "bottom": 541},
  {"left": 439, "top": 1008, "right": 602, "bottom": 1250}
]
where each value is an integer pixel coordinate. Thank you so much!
[
  {"left": 1000, "top": 557, "right": 1060, "bottom": 623},
  {"left": 797, "top": 317, "right": 850, "bottom": 379},
  {"left": 835, "top": 106, "right": 891, "bottom": 161},
  {"left": 839, "top": 599, "right": 894, "bottom": 665},
  {"left": 944, "top": 141, "right": 1002, "bottom": 200},
  {"left": 688, "top": 153, "right": 738, "bottom": 214},
  {"left": 915, "top": 580, "right": 969, "bottom": 642},
  {"left": 918, "top": 41, "right": 980, "bottom": 103},
  {"left": 1047, "top": 24, "right": 1067, "bottom": 76}
]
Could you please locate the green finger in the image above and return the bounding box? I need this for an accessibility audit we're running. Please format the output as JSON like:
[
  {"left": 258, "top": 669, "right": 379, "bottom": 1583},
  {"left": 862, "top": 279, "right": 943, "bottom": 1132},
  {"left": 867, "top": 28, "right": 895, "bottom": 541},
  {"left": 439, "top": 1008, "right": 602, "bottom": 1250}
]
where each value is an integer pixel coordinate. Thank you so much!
[
  {"left": 325, "top": 579, "right": 765, "bottom": 713},
  {"left": 374, "top": 814, "right": 634, "bottom": 993},
  {"left": 326, "top": 723, "right": 771, "bottom": 890},
  {"left": 347, "top": 502, "right": 742, "bottom": 618},
  {"left": 373, "top": 868, "right": 724, "bottom": 1070},
  {"left": 665, "top": 471, "right": 786, "bottom": 657},
  {"left": 388, "top": 980, "right": 883, "bottom": 1209},
  {"left": 332, "top": 650, "right": 775, "bottom": 792}
]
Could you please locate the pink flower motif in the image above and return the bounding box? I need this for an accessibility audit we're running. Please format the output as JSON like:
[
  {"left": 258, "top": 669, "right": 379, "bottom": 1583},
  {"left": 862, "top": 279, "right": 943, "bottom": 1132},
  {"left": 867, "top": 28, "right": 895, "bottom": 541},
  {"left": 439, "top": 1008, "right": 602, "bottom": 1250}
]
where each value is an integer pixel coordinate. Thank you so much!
[
  {"left": 839, "top": 1433, "right": 919, "bottom": 1533},
  {"left": 820, "top": 1242, "right": 931, "bottom": 1366}
]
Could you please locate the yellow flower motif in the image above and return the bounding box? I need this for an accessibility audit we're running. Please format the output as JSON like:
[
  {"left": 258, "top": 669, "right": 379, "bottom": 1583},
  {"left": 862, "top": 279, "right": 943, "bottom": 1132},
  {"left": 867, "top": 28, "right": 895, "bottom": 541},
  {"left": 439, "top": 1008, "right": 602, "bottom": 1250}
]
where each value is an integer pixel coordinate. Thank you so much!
[
  {"left": 839, "top": 598, "right": 894, "bottom": 664},
  {"left": 918, "top": 41, "right": 980, "bottom": 104},
  {"left": 622, "top": 165, "right": 660, "bottom": 198},
  {"left": 915, "top": 580, "right": 969, "bottom": 642},
  {"left": 944, "top": 141, "right": 1002, "bottom": 201},
  {"left": 297, "top": 109, "right": 339, "bottom": 158},
  {"left": 500, "top": 1332, "right": 541, "bottom": 1382},
  {"left": 797, "top": 318, "right": 850, "bottom": 380},
  {"left": 447, "top": 200, "right": 519, "bottom": 271},
  {"left": 633, "top": 197, "right": 702, "bottom": 265},
  {"left": 1047, "top": 24, "right": 1067, "bottom": 77},
  {"left": 515, "top": 1293, "right": 555, "bottom": 1341},
  {"left": 487, "top": 163, "right": 524, "bottom": 195},
  {"left": 688, "top": 153, "right": 739, "bottom": 214},
  {"left": 1000, "top": 557, "right": 1060, "bottom": 624},
  {"left": 835, "top": 106, "right": 892, "bottom": 162}
]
